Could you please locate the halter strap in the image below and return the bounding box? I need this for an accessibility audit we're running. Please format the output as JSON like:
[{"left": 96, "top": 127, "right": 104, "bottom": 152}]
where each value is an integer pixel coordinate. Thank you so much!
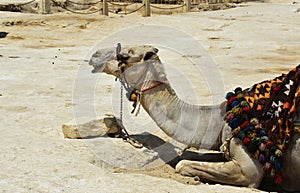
[{"left": 140, "top": 82, "right": 163, "bottom": 93}]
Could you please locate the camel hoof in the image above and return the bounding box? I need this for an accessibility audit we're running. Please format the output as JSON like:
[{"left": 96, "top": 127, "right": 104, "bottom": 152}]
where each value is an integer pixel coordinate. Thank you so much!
[{"left": 175, "top": 160, "right": 190, "bottom": 176}]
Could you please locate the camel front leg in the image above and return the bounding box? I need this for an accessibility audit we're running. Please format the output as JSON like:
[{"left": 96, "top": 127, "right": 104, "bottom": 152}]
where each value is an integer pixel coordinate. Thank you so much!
[
  {"left": 176, "top": 160, "right": 255, "bottom": 187},
  {"left": 176, "top": 138, "right": 264, "bottom": 188}
]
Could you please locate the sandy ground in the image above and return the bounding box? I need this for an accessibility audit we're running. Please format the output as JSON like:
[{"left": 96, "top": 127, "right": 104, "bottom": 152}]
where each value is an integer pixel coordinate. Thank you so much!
[{"left": 1, "top": 0, "right": 300, "bottom": 192}]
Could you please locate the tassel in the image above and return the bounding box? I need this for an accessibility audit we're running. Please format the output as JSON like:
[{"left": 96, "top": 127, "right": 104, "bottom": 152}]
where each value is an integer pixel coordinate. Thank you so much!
[
  {"left": 240, "top": 121, "right": 250, "bottom": 129},
  {"left": 227, "top": 96, "right": 237, "bottom": 106},
  {"left": 234, "top": 87, "right": 242, "bottom": 94},
  {"left": 253, "top": 150, "right": 260, "bottom": 159},
  {"left": 226, "top": 113, "right": 235, "bottom": 122},
  {"left": 230, "top": 100, "right": 239, "bottom": 109},
  {"left": 243, "top": 137, "right": 251, "bottom": 146},
  {"left": 275, "top": 158, "right": 283, "bottom": 170},
  {"left": 266, "top": 140, "right": 274, "bottom": 148},
  {"left": 251, "top": 137, "right": 261, "bottom": 146},
  {"left": 270, "top": 155, "right": 276, "bottom": 164},
  {"left": 250, "top": 118, "right": 259, "bottom": 126},
  {"left": 259, "top": 153, "right": 266, "bottom": 164},
  {"left": 259, "top": 143, "right": 266, "bottom": 152},
  {"left": 263, "top": 162, "right": 271, "bottom": 170},
  {"left": 275, "top": 149, "right": 283, "bottom": 157},
  {"left": 244, "top": 126, "right": 254, "bottom": 132},
  {"left": 259, "top": 129, "right": 266, "bottom": 136},
  {"left": 236, "top": 93, "right": 244, "bottom": 100},
  {"left": 274, "top": 171, "right": 283, "bottom": 184},
  {"left": 230, "top": 118, "right": 239, "bottom": 129},
  {"left": 237, "top": 130, "right": 246, "bottom": 140},
  {"left": 232, "top": 127, "right": 241, "bottom": 136},
  {"left": 271, "top": 168, "right": 275, "bottom": 177},
  {"left": 242, "top": 106, "right": 250, "bottom": 112},
  {"left": 130, "top": 93, "right": 137, "bottom": 101},
  {"left": 261, "top": 136, "right": 269, "bottom": 143},
  {"left": 134, "top": 93, "right": 142, "bottom": 116},
  {"left": 225, "top": 92, "right": 234, "bottom": 100}
]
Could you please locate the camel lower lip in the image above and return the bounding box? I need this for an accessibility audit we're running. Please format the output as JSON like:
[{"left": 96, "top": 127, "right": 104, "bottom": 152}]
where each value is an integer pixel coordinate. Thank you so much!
[{"left": 90, "top": 63, "right": 106, "bottom": 73}]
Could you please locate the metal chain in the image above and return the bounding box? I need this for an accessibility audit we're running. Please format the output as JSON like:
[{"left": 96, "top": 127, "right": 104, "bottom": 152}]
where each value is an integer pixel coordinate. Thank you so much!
[
  {"left": 116, "top": 43, "right": 142, "bottom": 148},
  {"left": 120, "top": 81, "right": 123, "bottom": 124},
  {"left": 119, "top": 80, "right": 143, "bottom": 148},
  {"left": 119, "top": 80, "right": 133, "bottom": 138}
]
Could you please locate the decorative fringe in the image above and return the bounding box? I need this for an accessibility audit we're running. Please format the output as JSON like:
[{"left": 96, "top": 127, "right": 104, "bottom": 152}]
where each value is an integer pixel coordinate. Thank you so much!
[{"left": 225, "top": 65, "right": 300, "bottom": 184}]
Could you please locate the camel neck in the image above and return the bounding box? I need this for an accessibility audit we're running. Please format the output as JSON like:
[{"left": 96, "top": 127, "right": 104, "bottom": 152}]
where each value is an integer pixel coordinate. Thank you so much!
[{"left": 139, "top": 82, "right": 226, "bottom": 150}]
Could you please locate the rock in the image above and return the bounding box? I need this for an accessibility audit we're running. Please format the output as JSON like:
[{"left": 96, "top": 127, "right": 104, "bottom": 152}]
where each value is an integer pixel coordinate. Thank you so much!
[
  {"left": 62, "top": 122, "right": 81, "bottom": 139},
  {"left": 62, "top": 116, "right": 122, "bottom": 139}
]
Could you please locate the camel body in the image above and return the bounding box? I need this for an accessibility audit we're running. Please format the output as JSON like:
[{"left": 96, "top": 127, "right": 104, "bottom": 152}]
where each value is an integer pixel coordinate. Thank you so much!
[{"left": 89, "top": 45, "right": 300, "bottom": 191}]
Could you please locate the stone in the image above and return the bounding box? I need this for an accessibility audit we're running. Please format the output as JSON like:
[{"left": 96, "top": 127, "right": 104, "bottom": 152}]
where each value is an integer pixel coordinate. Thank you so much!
[{"left": 61, "top": 115, "right": 122, "bottom": 139}]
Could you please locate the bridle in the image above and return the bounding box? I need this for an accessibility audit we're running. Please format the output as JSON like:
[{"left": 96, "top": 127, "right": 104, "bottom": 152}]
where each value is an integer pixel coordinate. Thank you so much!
[
  {"left": 116, "top": 43, "right": 163, "bottom": 105},
  {"left": 115, "top": 43, "right": 163, "bottom": 148}
]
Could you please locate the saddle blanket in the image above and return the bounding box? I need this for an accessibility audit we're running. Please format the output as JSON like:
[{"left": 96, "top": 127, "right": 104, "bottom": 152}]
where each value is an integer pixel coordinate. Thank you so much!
[{"left": 225, "top": 64, "right": 300, "bottom": 184}]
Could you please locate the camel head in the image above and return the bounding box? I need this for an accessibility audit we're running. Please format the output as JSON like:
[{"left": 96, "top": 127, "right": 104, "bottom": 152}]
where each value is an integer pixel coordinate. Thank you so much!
[{"left": 89, "top": 45, "right": 159, "bottom": 78}]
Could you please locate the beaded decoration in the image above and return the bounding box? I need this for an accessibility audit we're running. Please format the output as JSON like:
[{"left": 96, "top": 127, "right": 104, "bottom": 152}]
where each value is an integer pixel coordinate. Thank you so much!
[{"left": 225, "top": 65, "right": 300, "bottom": 184}]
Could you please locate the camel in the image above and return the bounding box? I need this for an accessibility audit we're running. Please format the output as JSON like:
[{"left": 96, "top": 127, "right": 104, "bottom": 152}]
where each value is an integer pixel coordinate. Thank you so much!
[{"left": 89, "top": 45, "right": 300, "bottom": 192}]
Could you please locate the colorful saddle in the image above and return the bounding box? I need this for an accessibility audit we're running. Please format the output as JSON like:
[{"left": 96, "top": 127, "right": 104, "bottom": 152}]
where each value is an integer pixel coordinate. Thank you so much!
[{"left": 225, "top": 65, "right": 300, "bottom": 184}]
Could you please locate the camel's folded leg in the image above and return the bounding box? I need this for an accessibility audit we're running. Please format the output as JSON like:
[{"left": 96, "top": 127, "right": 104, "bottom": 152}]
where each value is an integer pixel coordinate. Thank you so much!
[{"left": 176, "top": 138, "right": 264, "bottom": 188}]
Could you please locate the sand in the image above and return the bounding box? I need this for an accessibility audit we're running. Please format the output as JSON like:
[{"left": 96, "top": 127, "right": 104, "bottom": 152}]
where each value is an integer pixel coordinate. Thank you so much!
[{"left": 1, "top": 0, "right": 300, "bottom": 192}]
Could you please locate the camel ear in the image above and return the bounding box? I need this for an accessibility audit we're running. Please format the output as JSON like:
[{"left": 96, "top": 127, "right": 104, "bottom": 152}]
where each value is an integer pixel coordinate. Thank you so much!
[{"left": 144, "top": 51, "right": 157, "bottom": 61}]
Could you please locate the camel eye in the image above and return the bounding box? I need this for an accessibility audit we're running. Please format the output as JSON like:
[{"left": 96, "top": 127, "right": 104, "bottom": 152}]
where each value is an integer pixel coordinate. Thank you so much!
[{"left": 144, "top": 51, "right": 156, "bottom": 61}]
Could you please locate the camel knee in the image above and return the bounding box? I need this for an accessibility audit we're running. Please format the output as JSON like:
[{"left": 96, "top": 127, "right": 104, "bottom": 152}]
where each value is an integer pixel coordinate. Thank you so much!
[{"left": 176, "top": 160, "right": 194, "bottom": 177}]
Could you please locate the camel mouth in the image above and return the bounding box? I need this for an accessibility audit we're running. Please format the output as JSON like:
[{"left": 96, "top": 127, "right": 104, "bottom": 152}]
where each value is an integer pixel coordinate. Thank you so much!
[
  {"left": 89, "top": 48, "right": 116, "bottom": 73},
  {"left": 88, "top": 45, "right": 159, "bottom": 75},
  {"left": 90, "top": 63, "right": 107, "bottom": 73}
]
